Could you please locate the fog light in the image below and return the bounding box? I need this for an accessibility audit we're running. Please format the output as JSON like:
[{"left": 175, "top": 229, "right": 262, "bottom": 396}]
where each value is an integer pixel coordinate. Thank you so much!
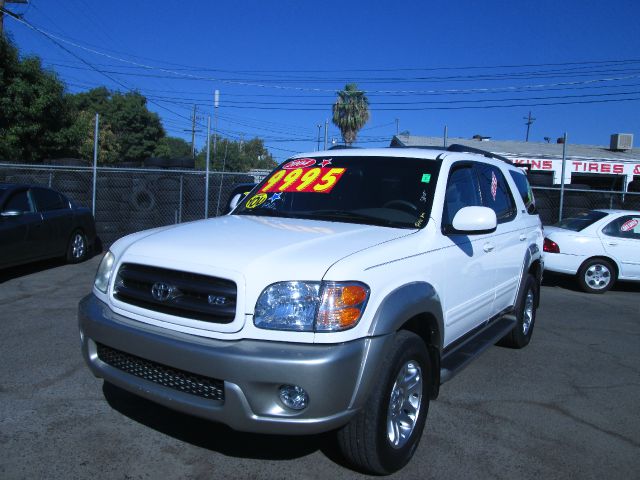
[{"left": 279, "top": 385, "right": 309, "bottom": 410}]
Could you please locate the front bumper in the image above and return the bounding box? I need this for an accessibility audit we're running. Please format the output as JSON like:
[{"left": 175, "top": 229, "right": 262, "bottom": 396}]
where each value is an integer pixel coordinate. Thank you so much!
[{"left": 78, "top": 294, "right": 392, "bottom": 435}]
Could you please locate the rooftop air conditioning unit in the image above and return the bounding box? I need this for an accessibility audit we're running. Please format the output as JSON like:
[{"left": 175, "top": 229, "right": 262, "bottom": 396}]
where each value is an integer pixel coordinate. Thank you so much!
[{"left": 610, "top": 133, "right": 633, "bottom": 151}]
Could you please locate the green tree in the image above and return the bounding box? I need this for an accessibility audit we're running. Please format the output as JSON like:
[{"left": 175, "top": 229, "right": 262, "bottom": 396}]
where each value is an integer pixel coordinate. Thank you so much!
[
  {"left": 196, "top": 136, "right": 276, "bottom": 171},
  {"left": 331, "top": 83, "right": 370, "bottom": 146},
  {"left": 68, "top": 88, "right": 165, "bottom": 162},
  {"left": 65, "top": 111, "right": 120, "bottom": 164},
  {"left": 154, "top": 136, "right": 192, "bottom": 158},
  {"left": 0, "top": 38, "right": 73, "bottom": 162}
]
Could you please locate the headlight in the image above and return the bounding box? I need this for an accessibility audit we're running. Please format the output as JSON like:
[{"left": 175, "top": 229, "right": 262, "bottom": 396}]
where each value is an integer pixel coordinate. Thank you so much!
[
  {"left": 94, "top": 251, "right": 115, "bottom": 294},
  {"left": 254, "top": 281, "right": 369, "bottom": 332},
  {"left": 254, "top": 282, "right": 320, "bottom": 331}
]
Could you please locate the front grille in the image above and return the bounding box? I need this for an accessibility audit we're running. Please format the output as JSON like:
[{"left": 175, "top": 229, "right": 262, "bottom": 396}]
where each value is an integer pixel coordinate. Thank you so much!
[
  {"left": 113, "top": 263, "right": 237, "bottom": 323},
  {"left": 97, "top": 343, "right": 225, "bottom": 401}
]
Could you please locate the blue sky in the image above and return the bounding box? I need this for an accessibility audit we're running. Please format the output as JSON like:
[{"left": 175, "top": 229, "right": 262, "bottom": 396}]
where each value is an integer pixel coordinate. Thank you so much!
[{"left": 4, "top": 0, "right": 640, "bottom": 162}]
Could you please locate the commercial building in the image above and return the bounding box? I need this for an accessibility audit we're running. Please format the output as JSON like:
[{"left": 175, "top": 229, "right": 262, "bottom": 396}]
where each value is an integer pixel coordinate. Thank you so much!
[{"left": 391, "top": 133, "right": 640, "bottom": 192}]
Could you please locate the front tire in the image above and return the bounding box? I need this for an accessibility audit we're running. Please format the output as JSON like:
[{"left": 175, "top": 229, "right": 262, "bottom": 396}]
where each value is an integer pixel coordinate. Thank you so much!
[
  {"left": 577, "top": 258, "right": 615, "bottom": 293},
  {"left": 337, "top": 331, "right": 430, "bottom": 475},
  {"left": 498, "top": 273, "right": 538, "bottom": 349}
]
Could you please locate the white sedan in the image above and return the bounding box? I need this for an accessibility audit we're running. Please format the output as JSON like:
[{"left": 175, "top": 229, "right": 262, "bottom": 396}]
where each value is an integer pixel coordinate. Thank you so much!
[{"left": 543, "top": 209, "right": 640, "bottom": 293}]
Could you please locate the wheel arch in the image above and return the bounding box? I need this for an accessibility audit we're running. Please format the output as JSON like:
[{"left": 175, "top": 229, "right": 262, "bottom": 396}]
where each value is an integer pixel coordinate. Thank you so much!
[
  {"left": 579, "top": 255, "right": 620, "bottom": 280},
  {"left": 367, "top": 282, "right": 443, "bottom": 399},
  {"left": 528, "top": 258, "right": 543, "bottom": 307},
  {"left": 398, "top": 313, "right": 442, "bottom": 399}
]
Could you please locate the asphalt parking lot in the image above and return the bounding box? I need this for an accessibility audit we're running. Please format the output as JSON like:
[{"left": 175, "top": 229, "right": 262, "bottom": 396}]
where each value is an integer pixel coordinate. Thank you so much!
[{"left": 1, "top": 256, "right": 638, "bottom": 480}]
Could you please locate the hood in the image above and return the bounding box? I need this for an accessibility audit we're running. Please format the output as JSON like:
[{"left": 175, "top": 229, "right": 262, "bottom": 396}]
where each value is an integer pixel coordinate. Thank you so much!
[
  {"left": 116, "top": 215, "right": 414, "bottom": 324},
  {"left": 121, "top": 215, "right": 410, "bottom": 275}
]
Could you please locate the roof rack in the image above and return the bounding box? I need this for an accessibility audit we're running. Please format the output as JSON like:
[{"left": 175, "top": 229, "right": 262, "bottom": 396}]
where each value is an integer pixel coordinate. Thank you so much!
[
  {"left": 389, "top": 143, "right": 513, "bottom": 165},
  {"left": 390, "top": 145, "right": 448, "bottom": 151},
  {"left": 445, "top": 144, "right": 513, "bottom": 164},
  {"left": 328, "top": 145, "right": 361, "bottom": 150}
]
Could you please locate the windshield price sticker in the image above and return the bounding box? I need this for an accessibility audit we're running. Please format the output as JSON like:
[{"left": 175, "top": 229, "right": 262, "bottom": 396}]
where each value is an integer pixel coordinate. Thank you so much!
[
  {"left": 282, "top": 158, "right": 316, "bottom": 170},
  {"left": 245, "top": 193, "right": 268, "bottom": 209},
  {"left": 260, "top": 167, "right": 346, "bottom": 194}
]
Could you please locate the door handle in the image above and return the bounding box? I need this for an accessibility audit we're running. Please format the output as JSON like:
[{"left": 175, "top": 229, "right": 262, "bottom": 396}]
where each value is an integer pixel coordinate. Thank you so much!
[
  {"left": 519, "top": 234, "right": 527, "bottom": 241},
  {"left": 608, "top": 242, "right": 618, "bottom": 246},
  {"left": 483, "top": 243, "right": 494, "bottom": 253}
]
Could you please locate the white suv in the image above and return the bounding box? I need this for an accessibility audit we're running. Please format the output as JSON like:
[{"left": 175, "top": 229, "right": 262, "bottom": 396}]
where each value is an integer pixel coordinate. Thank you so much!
[{"left": 79, "top": 146, "right": 543, "bottom": 474}]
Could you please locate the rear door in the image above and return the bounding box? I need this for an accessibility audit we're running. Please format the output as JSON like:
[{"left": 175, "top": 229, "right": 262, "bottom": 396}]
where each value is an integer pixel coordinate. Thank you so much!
[
  {"left": 31, "top": 187, "right": 73, "bottom": 257},
  {"left": 600, "top": 214, "right": 640, "bottom": 279},
  {"left": 475, "top": 163, "right": 526, "bottom": 314}
]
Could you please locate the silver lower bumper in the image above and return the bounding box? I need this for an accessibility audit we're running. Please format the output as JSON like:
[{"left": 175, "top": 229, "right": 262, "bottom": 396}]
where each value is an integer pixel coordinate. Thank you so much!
[{"left": 78, "top": 294, "right": 392, "bottom": 435}]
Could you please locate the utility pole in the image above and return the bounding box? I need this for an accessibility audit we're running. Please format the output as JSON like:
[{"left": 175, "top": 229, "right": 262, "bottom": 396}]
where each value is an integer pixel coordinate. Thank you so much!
[
  {"left": 524, "top": 111, "right": 536, "bottom": 142},
  {"left": 213, "top": 89, "right": 219, "bottom": 168},
  {"left": 0, "top": 0, "right": 27, "bottom": 36},
  {"left": 395, "top": 118, "right": 400, "bottom": 136},
  {"left": 190, "top": 105, "right": 197, "bottom": 158},
  {"left": 324, "top": 119, "right": 328, "bottom": 150},
  {"left": 316, "top": 124, "right": 321, "bottom": 151},
  {"left": 184, "top": 105, "right": 203, "bottom": 158}
]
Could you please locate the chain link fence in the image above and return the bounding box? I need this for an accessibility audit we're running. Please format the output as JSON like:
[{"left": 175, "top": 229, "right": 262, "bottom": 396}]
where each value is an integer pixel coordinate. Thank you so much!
[
  {"left": 0, "top": 164, "right": 258, "bottom": 247},
  {"left": 533, "top": 186, "right": 640, "bottom": 224},
  {"left": 2, "top": 163, "right": 639, "bottom": 247}
]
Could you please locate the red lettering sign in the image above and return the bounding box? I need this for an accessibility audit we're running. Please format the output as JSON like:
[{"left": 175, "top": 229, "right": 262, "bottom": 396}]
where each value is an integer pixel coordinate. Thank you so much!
[{"left": 527, "top": 160, "right": 553, "bottom": 170}]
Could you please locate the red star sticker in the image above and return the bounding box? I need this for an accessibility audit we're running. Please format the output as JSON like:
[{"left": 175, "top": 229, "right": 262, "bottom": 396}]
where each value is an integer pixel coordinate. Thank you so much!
[{"left": 320, "top": 159, "right": 332, "bottom": 167}]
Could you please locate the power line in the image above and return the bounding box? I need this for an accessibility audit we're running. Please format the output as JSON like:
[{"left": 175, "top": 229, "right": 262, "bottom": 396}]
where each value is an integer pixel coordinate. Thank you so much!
[{"left": 9, "top": 17, "right": 640, "bottom": 93}]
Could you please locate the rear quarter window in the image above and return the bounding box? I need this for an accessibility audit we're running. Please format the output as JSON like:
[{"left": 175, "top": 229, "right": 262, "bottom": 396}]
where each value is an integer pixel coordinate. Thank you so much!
[{"left": 509, "top": 170, "right": 537, "bottom": 214}]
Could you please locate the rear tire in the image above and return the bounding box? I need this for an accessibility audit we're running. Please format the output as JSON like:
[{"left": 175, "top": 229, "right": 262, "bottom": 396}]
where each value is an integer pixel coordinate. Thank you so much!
[
  {"left": 498, "top": 274, "right": 538, "bottom": 349},
  {"left": 337, "top": 331, "right": 430, "bottom": 475},
  {"left": 577, "top": 258, "right": 615, "bottom": 293},
  {"left": 66, "top": 230, "right": 88, "bottom": 263}
]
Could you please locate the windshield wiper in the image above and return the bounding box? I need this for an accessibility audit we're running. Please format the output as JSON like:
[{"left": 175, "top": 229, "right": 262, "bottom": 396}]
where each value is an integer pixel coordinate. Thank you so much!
[
  {"left": 305, "top": 210, "right": 408, "bottom": 228},
  {"left": 234, "top": 209, "right": 298, "bottom": 218}
]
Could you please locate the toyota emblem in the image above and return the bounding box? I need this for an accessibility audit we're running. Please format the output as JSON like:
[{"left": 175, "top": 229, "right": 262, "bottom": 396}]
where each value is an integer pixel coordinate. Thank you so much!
[{"left": 151, "top": 282, "right": 174, "bottom": 302}]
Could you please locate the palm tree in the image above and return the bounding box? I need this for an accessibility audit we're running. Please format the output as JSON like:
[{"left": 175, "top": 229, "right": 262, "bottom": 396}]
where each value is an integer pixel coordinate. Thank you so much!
[{"left": 332, "top": 83, "right": 370, "bottom": 146}]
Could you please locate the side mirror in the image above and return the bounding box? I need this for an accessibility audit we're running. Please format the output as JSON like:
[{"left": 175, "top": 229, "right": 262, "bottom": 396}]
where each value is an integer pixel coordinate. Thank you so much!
[{"left": 446, "top": 206, "right": 497, "bottom": 235}]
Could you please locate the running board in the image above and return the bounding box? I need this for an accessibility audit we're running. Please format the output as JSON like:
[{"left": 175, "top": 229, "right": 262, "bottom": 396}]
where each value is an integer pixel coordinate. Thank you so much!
[{"left": 440, "top": 315, "right": 517, "bottom": 384}]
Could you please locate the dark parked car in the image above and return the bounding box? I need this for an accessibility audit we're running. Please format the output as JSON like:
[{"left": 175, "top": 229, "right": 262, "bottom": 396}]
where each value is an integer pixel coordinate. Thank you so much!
[{"left": 0, "top": 184, "right": 97, "bottom": 269}]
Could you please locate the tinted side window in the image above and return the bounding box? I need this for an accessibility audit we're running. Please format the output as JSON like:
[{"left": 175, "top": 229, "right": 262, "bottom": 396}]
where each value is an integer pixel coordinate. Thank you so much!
[
  {"left": 509, "top": 170, "right": 537, "bottom": 214},
  {"left": 477, "top": 164, "right": 517, "bottom": 223},
  {"left": 602, "top": 215, "right": 640, "bottom": 240},
  {"left": 3, "top": 191, "right": 33, "bottom": 213},
  {"left": 442, "top": 165, "right": 482, "bottom": 226},
  {"left": 32, "top": 188, "right": 67, "bottom": 211}
]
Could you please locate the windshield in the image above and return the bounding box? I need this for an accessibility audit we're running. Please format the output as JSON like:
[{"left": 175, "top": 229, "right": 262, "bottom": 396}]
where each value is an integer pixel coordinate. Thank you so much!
[
  {"left": 555, "top": 210, "right": 608, "bottom": 231},
  {"left": 233, "top": 155, "right": 441, "bottom": 229}
]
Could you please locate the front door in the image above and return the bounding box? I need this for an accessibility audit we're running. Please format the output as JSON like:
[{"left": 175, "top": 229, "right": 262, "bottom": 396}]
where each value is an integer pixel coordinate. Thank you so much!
[{"left": 439, "top": 163, "right": 496, "bottom": 346}]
